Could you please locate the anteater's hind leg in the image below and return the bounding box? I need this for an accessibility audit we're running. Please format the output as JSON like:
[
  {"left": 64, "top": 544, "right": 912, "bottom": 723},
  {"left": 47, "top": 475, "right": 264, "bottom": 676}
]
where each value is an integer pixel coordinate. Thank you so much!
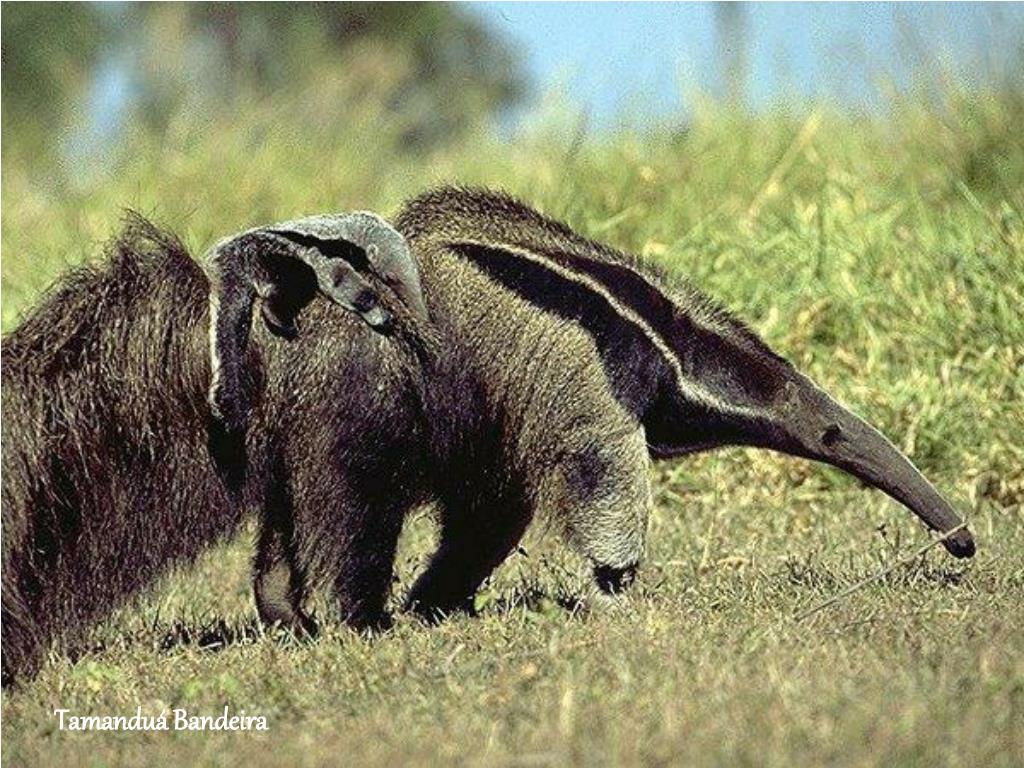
[
  {"left": 551, "top": 426, "right": 652, "bottom": 600},
  {"left": 326, "top": 494, "right": 408, "bottom": 631},
  {"left": 405, "top": 491, "right": 534, "bottom": 621},
  {"left": 1, "top": 586, "right": 44, "bottom": 686}
]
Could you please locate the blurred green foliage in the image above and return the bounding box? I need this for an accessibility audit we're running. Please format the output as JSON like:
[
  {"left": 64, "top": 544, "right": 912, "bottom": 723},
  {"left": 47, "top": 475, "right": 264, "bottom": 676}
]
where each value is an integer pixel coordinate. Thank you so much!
[
  {"left": 1, "top": 2, "right": 525, "bottom": 163},
  {"left": 1, "top": 3, "right": 109, "bottom": 157},
  {"left": 129, "top": 3, "right": 525, "bottom": 146}
]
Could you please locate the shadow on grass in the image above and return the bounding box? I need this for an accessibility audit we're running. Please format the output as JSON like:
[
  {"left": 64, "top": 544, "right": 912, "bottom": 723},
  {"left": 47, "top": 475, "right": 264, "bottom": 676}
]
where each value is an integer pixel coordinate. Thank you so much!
[
  {"left": 64, "top": 614, "right": 347, "bottom": 674},
  {"left": 483, "top": 585, "right": 587, "bottom": 618},
  {"left": 79, "top": 617, "right": 317, "bottom": 662},
  {"left": 157, "top": 617, "right": 268, "bottom": 653}
]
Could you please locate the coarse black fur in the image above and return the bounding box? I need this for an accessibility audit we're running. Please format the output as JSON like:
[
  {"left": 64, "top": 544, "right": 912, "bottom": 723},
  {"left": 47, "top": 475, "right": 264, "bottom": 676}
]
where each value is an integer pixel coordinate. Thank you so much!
[{"left": 1, "top": 215, "right": 433, "bottom": 684}]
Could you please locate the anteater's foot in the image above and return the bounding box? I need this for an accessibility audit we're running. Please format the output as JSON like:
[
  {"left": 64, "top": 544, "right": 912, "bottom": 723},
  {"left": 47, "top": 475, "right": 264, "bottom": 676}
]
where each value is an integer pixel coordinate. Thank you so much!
[
  {"left": 404, "top": 593, "right": 477, "bottom": 624},
  {"left": 260, "top": 610, "right": 318, "bottom": 640},
  {"left": 593, "top": 563, "right": 638, "bottom": 595}
]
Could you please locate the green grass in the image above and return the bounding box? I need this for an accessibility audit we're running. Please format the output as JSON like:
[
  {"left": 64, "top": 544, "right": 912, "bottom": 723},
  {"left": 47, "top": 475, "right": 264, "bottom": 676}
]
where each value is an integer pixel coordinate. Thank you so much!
[{"left": 2, "top": 89, "right": 1023, "bottom": 766}]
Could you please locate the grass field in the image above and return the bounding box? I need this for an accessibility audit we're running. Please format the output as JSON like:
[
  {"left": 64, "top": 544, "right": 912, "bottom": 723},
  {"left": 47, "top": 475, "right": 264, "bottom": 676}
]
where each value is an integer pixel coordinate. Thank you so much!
[{"left": 2, "top": 88, "right": 1023, "bottom": 766}]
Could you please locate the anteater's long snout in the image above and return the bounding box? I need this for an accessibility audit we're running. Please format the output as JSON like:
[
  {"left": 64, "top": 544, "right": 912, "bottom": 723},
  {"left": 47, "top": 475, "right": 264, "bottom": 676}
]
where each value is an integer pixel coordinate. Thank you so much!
[{"left": 782, "top": 380, "right": 976, "bottom": 558}]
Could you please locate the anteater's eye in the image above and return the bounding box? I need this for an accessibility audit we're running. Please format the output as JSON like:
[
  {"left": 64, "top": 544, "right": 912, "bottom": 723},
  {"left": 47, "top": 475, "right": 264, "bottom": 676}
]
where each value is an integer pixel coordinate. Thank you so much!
[
  {"left": 352, "top": 289, "right": 379, "bottom": 314},
  {"left": 821, "top": 424, "right": 843, "bottom": 447}
]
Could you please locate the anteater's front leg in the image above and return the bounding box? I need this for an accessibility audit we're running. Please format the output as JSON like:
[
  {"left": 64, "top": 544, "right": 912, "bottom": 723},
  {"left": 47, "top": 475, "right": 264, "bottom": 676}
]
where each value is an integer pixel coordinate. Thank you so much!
[
  {"left": 552, "top": 426, "right": 652, "bottom": 601},
  {"left": 405, "top": 490, "right": 534, "bottom": 621},
  {"left": 407, "top": 426, "right": 651, "bottom": 618}
]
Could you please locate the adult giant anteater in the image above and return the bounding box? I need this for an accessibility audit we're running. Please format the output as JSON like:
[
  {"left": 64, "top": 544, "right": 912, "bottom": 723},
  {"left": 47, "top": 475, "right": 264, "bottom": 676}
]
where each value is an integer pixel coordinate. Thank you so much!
[
  {"left": 389, "top": 187, "right": 975, "bottom": 618},
  {"left": 247, "top": 186, "right": 977, "bottom": 625}
]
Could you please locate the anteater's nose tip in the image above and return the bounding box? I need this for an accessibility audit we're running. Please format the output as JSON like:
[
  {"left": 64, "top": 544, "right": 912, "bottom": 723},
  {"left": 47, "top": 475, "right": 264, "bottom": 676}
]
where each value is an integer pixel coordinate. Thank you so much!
[
  {"left": 366, "top": 308, "right": 395, "bottom": 335},
  {"left": 943, "top": 529, "right": 976, "bottom": 559}
]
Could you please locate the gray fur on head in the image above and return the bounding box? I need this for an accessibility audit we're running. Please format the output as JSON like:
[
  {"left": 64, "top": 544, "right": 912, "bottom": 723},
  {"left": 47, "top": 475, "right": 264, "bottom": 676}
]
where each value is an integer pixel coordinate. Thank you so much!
[
  {"left": 204, "top": 212, "right": 426, "bottom": 434},
  {"left": 268, "top": 211, "right": 428, "bottom": 322}
]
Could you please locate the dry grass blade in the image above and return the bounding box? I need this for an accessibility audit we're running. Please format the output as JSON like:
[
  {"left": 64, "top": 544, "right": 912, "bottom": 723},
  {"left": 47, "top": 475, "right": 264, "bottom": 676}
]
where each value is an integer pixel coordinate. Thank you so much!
[{"left": 794, "top": 523, "right": 970, "bottom": 622}]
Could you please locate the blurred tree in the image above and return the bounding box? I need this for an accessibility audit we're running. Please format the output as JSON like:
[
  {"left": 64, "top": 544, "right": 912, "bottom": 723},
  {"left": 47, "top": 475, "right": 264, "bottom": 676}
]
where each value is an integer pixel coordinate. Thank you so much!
[
  {"left": 1, "top": 2, "right": 526, "bottom": 168},
  {"left": 151, "top": 3, "right": 526, "bottom": 146},
  {"left": 1, "top": 3, "right": 112, "bottom": 158}
]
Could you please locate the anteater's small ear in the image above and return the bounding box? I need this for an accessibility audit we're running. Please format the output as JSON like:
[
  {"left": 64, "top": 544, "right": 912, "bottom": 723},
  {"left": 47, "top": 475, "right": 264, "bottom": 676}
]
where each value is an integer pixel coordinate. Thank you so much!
[
  {"left": 204, "top": 214, "right": 417, "bottom": 434},
  {"left": 266, "top": 211, "right": 428, "bottom": 324}
]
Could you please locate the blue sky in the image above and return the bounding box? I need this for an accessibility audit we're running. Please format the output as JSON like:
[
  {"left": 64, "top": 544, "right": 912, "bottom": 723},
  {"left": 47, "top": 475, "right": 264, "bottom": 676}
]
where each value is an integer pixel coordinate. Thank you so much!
[
  {"left": 68, "top": 2, "right": 1024, "bottom": 165},
  {"left": 470, "top": 2, "right": 1023, "bottom": 125}
]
